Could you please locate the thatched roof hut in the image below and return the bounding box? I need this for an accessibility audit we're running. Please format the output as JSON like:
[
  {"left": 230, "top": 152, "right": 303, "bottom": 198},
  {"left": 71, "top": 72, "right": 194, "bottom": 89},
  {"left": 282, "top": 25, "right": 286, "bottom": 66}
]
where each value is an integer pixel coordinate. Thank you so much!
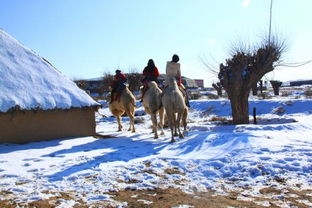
[{"left": 0, "top": 29, "right": 99, "bottom": 143}]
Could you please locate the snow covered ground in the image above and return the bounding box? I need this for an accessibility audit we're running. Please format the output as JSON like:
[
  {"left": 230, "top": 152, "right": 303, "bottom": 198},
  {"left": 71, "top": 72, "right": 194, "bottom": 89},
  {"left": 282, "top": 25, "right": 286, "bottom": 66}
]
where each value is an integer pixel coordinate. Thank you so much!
[{"left": 0, "top": 97, "right": 312, "bottom": 207}]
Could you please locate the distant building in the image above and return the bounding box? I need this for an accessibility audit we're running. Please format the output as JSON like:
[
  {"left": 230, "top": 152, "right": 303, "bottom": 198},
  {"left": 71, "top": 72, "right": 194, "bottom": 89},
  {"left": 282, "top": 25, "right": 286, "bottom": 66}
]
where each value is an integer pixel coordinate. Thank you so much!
[
  {"left": 289, "top": 80, "right": 312, "bottom": 86},
  {"left": 182, "top": 77, "right": 198, "bottom": 88},
  {"left": 194, "top": 79, "right": 204, "bottom": 88}
]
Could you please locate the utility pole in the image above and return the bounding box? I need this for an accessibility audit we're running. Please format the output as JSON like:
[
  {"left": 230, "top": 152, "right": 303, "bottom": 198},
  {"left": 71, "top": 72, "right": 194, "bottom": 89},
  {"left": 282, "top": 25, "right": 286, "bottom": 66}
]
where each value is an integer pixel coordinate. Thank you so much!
[{"left": 268, "top": 0, "right": 273, "bottom": 44}]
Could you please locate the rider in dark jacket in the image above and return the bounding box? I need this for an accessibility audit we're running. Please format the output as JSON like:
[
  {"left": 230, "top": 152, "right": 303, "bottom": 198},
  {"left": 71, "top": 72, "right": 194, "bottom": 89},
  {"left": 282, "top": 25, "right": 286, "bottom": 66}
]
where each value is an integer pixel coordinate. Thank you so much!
[
  {"left": 141, "top": 59, "right": 160, "bottom": 101},
  {"left": 110, "top": 69, "right": 127, "bottom": 103}
]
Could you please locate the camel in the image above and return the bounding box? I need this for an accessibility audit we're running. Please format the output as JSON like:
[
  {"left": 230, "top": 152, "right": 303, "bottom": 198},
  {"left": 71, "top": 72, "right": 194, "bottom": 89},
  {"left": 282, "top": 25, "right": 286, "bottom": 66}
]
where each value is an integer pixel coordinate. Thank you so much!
[
  {"left": 109, "top": 87, "right": 136, "bottom": 132},
  {"left": 142, "top": 81, "right": 164, "bottom": 139},
  {"left": 162, "top": 77, "right": 188, "bottom": 142}
]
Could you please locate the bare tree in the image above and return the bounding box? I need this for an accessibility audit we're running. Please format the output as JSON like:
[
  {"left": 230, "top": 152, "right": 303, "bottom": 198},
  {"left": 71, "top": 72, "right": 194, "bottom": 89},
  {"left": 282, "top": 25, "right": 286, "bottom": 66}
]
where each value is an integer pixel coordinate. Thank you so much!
[
  {"left": 127, "top": 68, "right": 143, "bottom": 92},
  {"left": 102, "top": 72, "right": 114, "bottom": 92},
  {"left": 251, "top": 82, "right": 258, "bottom": 96},
  {"left": 218, "top": 37, "right": 285, "bottom": 124},
  {"left": 212, "top": 82, "right": 223, "bottom": 96},
  {"left": 270, "top": 80, "right": 282, "bottom": 95},
  {"left": 74, "top": 79, "right": 88, "bottom": 91}
]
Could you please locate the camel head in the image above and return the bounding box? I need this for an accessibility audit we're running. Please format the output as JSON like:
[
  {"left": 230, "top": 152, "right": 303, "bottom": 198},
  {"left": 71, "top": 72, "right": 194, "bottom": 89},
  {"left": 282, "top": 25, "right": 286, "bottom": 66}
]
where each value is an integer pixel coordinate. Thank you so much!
[{"left": 168, "top": 77, "right": 178, "bottom": 88}]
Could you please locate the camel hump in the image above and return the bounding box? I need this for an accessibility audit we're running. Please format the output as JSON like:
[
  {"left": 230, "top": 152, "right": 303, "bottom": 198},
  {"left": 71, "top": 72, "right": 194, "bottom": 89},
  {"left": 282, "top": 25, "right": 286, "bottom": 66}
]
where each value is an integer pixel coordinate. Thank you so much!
[
  {"left": 147, "top": 81, "right": 158, "bottom": 88},
  {"left": 123, "top": 88, "right": 136, "bottom": 107}
]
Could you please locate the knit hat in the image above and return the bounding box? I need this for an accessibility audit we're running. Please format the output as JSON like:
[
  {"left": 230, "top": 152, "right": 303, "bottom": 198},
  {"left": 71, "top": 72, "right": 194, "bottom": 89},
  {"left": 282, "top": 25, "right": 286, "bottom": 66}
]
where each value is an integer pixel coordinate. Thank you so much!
[{"left": 172, "top": 54, "right": 179, "bottom": 63}]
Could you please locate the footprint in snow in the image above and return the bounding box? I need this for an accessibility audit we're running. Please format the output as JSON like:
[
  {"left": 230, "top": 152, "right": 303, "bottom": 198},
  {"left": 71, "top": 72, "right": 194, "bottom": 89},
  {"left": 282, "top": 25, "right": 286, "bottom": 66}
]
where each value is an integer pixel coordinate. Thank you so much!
[
  {"left": 23, "top": 163, "right": 31, "bottom": 167},
  {"left": 47, "top": 154, "right": 65, "bottom": 158},
  {"left": 23, "top": 158, "right": 36, "bottom": 161},
  {"left": 1, "top": 174, "right": 18, "bottom": 178},
  {"left": 275, "top": 159, "right": 287, "bottom": 164},
  {"left": 259, "top": 148, "right": 270, "bottom": 152},
  {"left": 290, "top": 162, "right": 301, "bottom": 167},
  {"left": 27, "top": 169, "right": 39, "bottom": 173},
  {"left": 284, "top": 157, "right": 296, "bottom": 162},
  {"left": 259, "top": 156, "right": 271, "bottom": 161},
  {"left": 303, "top": 152, "right": 312, "bottom": 156}
]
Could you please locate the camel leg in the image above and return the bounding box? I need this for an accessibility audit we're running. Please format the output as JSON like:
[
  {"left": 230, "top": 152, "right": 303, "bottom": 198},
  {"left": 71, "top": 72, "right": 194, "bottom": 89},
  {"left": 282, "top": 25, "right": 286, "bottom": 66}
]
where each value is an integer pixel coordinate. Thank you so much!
[
  {"left": 158, "top": 108, "right": 165, "bottom": 136},
  {"left": 170, "top": 126, "right": 175, "bottom": 142},
  {"left": 173, "top": 113, "right": 178, "bottom": 136},
  {"left": 182, "top": 108, "right": 188, "bottom": 132},
  {"left": 129, "top": 113, "right": 135, "bottom": 133},
  {"left": 177, "top": 112, "right": 184, "bottom": 139},
  {"left": 169, "top": 112, "right": 175, "bottom": 143},
  {"left": 151, "top": 113, "right": 158, "bottom": 139},
  {"left": 125, "top": 108, "right": 135, "bottom": 133},
  {"left": 116, "top": 116, "right": 122, "bottom": 131}
]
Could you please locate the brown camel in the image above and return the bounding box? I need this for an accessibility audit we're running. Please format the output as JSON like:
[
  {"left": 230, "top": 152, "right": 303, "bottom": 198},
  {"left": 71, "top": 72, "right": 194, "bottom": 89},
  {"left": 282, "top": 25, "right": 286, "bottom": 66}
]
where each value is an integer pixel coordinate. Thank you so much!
[
  {"left": 162, "top": 77, "right": 188, "bottom": 142},
  {"left": 109, "top": 87, "right": 136, "bottom": 132},
  {"left": 142, "top": 81, "right": 164, "bottom": 139}
]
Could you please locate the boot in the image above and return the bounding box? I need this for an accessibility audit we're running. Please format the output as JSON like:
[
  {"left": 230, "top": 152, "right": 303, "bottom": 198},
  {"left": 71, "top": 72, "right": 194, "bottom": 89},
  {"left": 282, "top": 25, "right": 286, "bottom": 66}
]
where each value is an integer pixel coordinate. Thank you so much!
[
  {"left": 185, "top": 97, "right": 190, "bottom": 107},
  {"left": 140, "top": 86, "right": 147, "bottom": 102},
  {"left": 110, "top": 92, "right": 115, "bottom": 104}
]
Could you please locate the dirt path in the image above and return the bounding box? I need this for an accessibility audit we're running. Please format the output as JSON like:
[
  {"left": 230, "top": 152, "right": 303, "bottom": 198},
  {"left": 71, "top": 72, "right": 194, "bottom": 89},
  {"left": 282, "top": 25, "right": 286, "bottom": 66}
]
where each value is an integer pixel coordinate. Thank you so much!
[{"left": 1, "top": 187, "right": 311, "bottom": 208}]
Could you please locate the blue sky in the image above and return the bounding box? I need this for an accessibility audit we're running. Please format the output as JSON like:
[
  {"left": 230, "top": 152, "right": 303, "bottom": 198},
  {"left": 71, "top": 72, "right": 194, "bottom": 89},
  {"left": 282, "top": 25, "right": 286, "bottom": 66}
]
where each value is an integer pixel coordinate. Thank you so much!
[{"left": 1, "top": 0, "right": 311, "bottom": 86}]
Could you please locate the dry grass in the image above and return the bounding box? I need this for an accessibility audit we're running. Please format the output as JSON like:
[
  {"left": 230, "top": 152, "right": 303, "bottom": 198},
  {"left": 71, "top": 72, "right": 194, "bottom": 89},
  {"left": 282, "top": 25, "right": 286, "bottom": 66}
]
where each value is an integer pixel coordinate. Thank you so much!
[
  {"left": 206, "top": 94, "right": 219, "bottom": 99},
  {"left": 163, "top": 167, "right": 185, "bottom": 176},
  {"left": 209, "top": 116, "right": 231, "bottom": 124},
  {"left": 257, "top": 92, "right": 273, "bottom": 99},
  {"left": 272, "top": 106, "right": 286, "bottom": 114}
]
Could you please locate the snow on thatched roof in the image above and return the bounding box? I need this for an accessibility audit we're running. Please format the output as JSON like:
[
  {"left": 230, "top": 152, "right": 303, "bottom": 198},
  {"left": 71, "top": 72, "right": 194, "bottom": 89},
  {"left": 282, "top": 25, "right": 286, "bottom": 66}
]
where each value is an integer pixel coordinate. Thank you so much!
[{"left": 0, "top": 29, "right": 99, "bottom": 113}]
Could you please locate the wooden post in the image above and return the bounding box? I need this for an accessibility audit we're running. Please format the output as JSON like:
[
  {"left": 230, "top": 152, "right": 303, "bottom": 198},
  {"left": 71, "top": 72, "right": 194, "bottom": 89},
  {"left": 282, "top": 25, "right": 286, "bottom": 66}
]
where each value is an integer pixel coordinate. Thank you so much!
[
  {"left": 253, "top": 107, "right": 257, "bottom": 124},
  {"left": 259, "top": 80, "right": 263, "bottom": 94}
]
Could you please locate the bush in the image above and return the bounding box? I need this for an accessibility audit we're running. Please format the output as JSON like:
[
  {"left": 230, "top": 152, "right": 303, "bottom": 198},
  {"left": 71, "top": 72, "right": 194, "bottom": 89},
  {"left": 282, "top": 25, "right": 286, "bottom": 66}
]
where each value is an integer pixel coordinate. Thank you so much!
[
  {"left": 206, "top": 94, "right": 219, "bottom": 99},
  {"left": 281, "top": 91, "right": 291, "bottom": 97},
  {"left": 304, "top": 88, "right": 312, "bottom": 98},
  {"left": 189, "top": 91, "right": 201, "bottom": 100},
  {"left": 258, "top": 92, "right": 272, "bottom": 100},
  {"left": 209, "top": 116, "right": 231, "bottom": 124},
  {"left": 127, "top": 72, "right": 143, "bottom": 92}
]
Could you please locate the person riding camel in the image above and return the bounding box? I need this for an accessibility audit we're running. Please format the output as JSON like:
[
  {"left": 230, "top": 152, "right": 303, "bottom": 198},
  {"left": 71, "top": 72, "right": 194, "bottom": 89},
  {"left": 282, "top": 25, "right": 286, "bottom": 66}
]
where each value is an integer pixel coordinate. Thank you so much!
[
  {"left": 140, "top": 59, "right": 160, "bottom": 101},
  {"left": 165, "top": 54, "right": 190, "bottom": 107},
  {"left": 110, "top": 69, "right": 127, "bottom": 103}
]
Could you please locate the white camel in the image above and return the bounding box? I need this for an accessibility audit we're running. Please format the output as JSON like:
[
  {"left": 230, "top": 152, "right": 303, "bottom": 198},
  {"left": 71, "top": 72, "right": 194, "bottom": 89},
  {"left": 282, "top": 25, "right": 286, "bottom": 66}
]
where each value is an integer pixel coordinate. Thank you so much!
[
  {"left": 162, "top": 77, "right": 188, "bottom": 142},
  {"left": 142, "top": 81, "right": 164, "bottom": 139}
]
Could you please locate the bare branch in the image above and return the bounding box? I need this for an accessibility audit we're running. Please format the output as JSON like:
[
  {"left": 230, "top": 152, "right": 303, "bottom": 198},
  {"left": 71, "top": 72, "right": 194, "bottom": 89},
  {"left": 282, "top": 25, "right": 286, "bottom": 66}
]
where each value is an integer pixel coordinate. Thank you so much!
[{"left": 275, "top": 59, "right": 312, "bottom": 68}]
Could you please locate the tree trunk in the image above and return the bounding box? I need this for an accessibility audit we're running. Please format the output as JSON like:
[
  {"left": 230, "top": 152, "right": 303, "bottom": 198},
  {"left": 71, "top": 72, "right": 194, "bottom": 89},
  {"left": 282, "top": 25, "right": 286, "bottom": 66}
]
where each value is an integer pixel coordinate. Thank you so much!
[
  {"left": 212, "top": 83, "right": 222, "bottom": 96},
  {"left": 230, "top": 94, "right": 249, "bottom": 124},
  {"left": 252, "top": 83, "right": 258, "bottom": 96},
  {"left": 216, "top": 88, "right": 222, "bottom": 96},
  {"left": 259, "top": 80, "right": 263, "bottom": 94},
  {"left": 270, "top": 80, "right": 282, "bottom": 96}
]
